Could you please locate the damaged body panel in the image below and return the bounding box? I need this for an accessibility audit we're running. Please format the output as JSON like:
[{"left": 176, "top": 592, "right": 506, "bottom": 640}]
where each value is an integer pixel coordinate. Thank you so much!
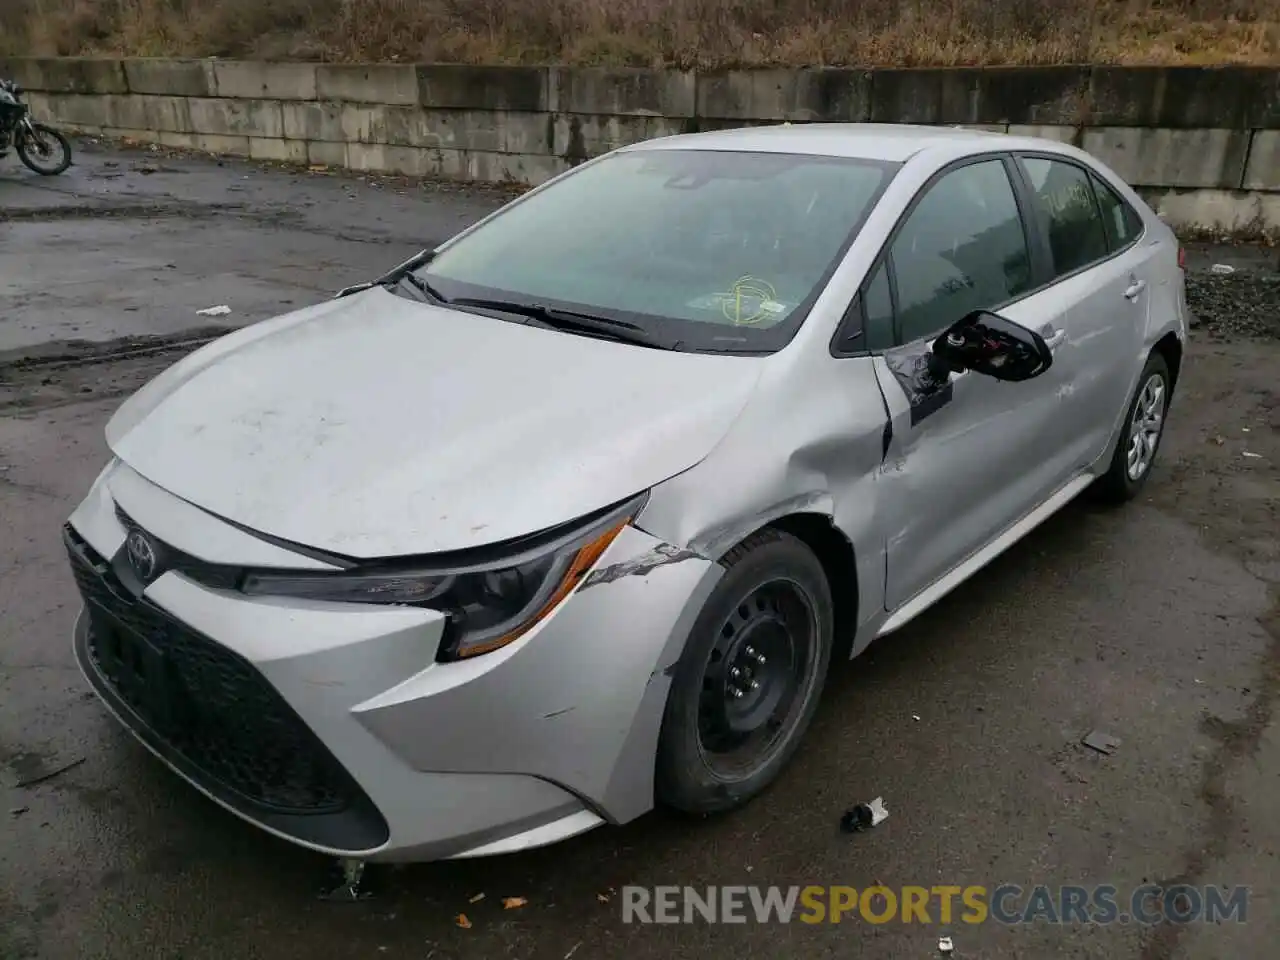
[
  {"left": 62, "top": 123, "right": 1187, "bottom": 864},
  {"left": 582, "top": 543, "right": 703, "bottom": 589},
  {"left": 353, "top": 525, "right": 722, "bottom": 835},
  {"left": 871, "top": 297, "right": 1076, "bottom": 615},
  {"left": 71, "top": 460, "right": 721, "bottom": 860},
  {"left": 634, "top": 351, "right": 891, "bottom": 654}
]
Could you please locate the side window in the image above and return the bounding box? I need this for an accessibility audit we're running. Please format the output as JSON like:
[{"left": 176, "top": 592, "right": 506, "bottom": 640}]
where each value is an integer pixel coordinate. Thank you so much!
[
  {"left": 1021, "top": 157, "right": 1109, "bottom": 277},
  {"left": 890, "top": 159, "right": 1033, "bottom": 344},
  {"left": 1091, "top": 173, "right": 1144, "bottom": 251},
  {"left": 863, "top": 261, "right": 895, "bottom": 351}
]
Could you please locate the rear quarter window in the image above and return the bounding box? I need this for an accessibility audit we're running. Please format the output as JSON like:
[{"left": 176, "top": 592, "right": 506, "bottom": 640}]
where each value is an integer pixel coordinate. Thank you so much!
[{"left": 1091, "top": 173, "right": 1145, "bottom": 251}]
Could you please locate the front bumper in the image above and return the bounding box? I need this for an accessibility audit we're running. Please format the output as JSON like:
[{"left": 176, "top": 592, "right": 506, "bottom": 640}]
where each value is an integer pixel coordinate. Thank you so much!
[{"left": 65, "top": 460, "right": 720, "bottom": 862}]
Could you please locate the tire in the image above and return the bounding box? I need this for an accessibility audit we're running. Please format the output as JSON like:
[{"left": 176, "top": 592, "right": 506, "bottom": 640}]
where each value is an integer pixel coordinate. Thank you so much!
[
  {"left": 655, "top": 528, "right": 834, "bottom": 814},
  {"left": 17, "top": 123, "right": 72, "bottom": 176},
  {"left": 1092, "top": 351, "right": 1172, "bottom": 503}
]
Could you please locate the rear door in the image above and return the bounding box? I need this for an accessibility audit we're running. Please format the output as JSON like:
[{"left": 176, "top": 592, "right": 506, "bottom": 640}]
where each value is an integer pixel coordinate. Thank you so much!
[
  {"left": 864, "top": 155, "right": 1075, "bottom": 611},
  {"left": 1011, "top": 154, "right": 1151, "bottom": 470}
]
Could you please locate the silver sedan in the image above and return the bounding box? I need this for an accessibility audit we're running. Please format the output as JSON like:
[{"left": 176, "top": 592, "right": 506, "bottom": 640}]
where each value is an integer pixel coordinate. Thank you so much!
[{"left": 63, "top": 123, "right": 1188, "bottom": 863}]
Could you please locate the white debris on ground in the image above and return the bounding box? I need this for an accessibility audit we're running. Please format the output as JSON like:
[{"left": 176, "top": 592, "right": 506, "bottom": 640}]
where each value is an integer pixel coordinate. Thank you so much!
[{"left": 841, "top": 795, "right": 891, "bottom": 832}]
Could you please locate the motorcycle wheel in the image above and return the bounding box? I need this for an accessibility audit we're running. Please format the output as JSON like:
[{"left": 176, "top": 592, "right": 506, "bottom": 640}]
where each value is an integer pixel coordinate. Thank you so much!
[{"left": 17, "top": 123, "right": 72, "bottom": 175}]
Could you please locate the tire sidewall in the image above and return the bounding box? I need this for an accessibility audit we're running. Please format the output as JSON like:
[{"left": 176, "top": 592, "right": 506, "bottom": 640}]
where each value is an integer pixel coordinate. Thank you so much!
[
  {"left": 1110, "top": 353, "right": 1172, "bottom": 497},
  {"left": 18, "top": 124, "right": 71, "bottom": 176},
  {"left": 656, "top": 533, "right": 834, "bottom": 813}
]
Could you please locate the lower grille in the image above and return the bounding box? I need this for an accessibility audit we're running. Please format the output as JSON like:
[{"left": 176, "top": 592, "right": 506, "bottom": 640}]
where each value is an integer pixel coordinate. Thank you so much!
[{"left": 66, "top": 524, "right": 388, "bottom": 850}]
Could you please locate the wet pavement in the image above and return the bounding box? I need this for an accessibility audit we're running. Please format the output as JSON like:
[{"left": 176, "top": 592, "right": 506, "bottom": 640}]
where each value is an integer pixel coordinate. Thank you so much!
[
  {"left": 0, "top": 138, "right": 511, "bottom": 353},
  {"left": 1, "top": 143, "right": 1278, "bottom": 960}
]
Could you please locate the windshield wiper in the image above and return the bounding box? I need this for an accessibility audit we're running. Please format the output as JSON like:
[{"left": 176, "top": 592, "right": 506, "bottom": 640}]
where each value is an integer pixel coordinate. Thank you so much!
[
  {"left": 448, "top": 297, "right": 673, "bottom": 349},
  {"left": 336, "top": 249, "right": 448, "bottom": 303},
  {"left": 395, "top": 271, "right": 450, "bottom": 303}
]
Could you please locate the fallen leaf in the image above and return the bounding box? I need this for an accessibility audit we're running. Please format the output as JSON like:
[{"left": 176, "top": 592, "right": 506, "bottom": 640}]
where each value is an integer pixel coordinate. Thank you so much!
[
  {"left": 503, "top": 897, "right": 528, "bottom": 910},
  {"left": 596, "top": 893, "right": 610, "bottom": 903},
  {"left": 455, "top": 913, "right": 472, "bottom": 929},
  {"left": 1211, "top": 435, "right": 1226, "bottom": 445},
  {"left": 469, "top": 893, "right": 485, "bottom": 903}
]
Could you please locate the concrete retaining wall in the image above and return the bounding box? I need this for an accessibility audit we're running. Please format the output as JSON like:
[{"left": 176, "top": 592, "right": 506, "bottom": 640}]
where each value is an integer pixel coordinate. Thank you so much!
[{"left": 4, "top": 57, "right": 1280, "bottom": 234}]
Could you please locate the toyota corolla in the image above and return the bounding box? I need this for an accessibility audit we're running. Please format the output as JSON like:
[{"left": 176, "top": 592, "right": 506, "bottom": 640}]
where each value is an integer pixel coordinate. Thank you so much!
[{"left": 64, "top": 124, "right": 1188, "bottom": 863}]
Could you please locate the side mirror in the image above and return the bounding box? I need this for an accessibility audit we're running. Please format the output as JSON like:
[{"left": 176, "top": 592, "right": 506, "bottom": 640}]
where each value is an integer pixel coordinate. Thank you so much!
[{"left": 929, "top": 309, "right": 1053, "bottom": 383}]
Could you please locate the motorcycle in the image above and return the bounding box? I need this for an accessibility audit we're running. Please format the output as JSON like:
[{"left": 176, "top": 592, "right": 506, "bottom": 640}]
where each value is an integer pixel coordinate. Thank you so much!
[{"left": 0, "top": 78, "right": 72, "bottom": 176}]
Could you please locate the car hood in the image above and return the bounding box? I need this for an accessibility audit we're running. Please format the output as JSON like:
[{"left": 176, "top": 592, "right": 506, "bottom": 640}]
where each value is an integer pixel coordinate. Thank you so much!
[{"left": 106, "top": 287, "right": 763, "bottom": 559}]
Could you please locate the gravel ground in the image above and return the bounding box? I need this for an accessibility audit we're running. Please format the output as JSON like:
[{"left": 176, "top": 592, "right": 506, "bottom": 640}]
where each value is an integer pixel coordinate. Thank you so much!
[{"left": 1186, "top": 271, "right": 1280, "bottom": 342}]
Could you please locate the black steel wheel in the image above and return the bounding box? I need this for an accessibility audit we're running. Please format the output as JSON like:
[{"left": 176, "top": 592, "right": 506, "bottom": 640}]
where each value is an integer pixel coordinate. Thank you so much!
[
  {"left": 656, "top": 528, "right": 834, "bottom": 814},
  {"left": 17, "top": 123, "right": 72, "bottom": 176}
]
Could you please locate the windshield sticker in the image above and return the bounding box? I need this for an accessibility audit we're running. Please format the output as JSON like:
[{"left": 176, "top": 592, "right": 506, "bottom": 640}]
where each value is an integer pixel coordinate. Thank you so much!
[{"left": 700, "top": 276, "right": 790, "bottom": 325}]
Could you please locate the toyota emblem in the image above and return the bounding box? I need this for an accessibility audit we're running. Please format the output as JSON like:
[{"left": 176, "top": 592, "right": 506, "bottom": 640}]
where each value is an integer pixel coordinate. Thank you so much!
[{"left": 125, "top": 529, "right": 158, "bottom": 582}]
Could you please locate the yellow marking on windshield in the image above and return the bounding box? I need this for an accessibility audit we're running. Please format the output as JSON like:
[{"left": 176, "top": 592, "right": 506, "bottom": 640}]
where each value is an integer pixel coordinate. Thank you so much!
[{"left": 716, "top": 276, "right": 780, "bottom": 325}]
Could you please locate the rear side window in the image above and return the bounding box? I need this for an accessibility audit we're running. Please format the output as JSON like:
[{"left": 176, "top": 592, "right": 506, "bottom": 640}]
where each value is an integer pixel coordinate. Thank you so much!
[
  {"left": 1091, "top": 174, "right": 1144, "bottom": 251},
  {"left": 1021, "top": 157, "right": 1109, "bottom": 278}
]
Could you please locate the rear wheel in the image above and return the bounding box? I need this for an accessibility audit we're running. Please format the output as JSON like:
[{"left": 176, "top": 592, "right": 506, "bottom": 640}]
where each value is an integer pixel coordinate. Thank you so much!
[
  {"left": 655, "top": 529, "right": 834, "bottom": 814},
  {"left": 17, "top": 123, "right": 71, "bottom": 176},
  {"left": 1092, "top": 351, "right": 1171, "bottom": 503}
]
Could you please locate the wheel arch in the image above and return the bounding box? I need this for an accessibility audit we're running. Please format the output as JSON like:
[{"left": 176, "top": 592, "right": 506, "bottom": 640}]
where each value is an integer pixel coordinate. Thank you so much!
[
  {"left": 1152, "top": 331, "right": 1183, "bottom": 393},
  {"left": 653, "top": 511, "right": 854, "bottom": 814},
  {"left": 752, "top": 512, "right": 859, "bottom": 661}
]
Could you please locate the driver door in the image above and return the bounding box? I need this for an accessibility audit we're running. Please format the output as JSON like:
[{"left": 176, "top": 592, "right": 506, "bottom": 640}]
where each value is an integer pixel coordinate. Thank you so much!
[{"left": 866, "top": 156, "right": 1076, "bottom": 612}]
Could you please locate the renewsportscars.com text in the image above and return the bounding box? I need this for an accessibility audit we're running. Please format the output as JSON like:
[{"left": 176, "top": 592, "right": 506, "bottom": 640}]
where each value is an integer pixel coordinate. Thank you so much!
[{"left": 620, "top": 884, "right": 1249, "bottom": 925}]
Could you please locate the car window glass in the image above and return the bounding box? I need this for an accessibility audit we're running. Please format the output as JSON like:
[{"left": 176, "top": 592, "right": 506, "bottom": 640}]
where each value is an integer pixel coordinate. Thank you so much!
[
  {"left": 421, "top": 150, "right": 898, "bottom": 353},
  {"left": 863, "top": 261, "right": 895, "bottom": 351},
  {"left": 1091, "top": 174, "right": 1143, "bottom": 250},
  {"left": 890, "top": 159, "right": 1032, "bottom": 344},
  {"left": 1022, "top": 157, "right": 1109, "bottom": 276}
]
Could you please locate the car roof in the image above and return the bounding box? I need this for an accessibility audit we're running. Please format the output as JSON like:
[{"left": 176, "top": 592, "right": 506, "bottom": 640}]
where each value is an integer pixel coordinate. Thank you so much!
[{"left": 623, "top": 122, "right": 1060, "bottom": 164}]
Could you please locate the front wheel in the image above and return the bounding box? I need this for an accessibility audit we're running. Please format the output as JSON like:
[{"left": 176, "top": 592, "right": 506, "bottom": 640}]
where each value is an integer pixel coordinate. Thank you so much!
[
  {"left": 17, "top": 123, "right": 72, "bottom": 176},
  {"left": 655, "top": 528, "right": 834, "bottom": 814}
]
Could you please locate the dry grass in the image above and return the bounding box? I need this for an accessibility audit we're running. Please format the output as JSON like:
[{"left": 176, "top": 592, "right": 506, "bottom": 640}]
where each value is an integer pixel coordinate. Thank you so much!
[{"left": 2, "top": 0, "right": 1277, "bottom": 67}]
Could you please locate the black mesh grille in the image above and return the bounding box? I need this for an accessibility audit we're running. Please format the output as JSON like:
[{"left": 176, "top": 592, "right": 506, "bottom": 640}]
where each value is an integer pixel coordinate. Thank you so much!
[{"left": 66, "top": 525, "right": 365, "bottom": 817}]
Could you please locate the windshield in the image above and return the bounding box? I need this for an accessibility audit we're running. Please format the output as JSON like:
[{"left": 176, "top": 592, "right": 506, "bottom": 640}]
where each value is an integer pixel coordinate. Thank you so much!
[{"left": 418, "top": 148, "right": 900, "bottom": 352}]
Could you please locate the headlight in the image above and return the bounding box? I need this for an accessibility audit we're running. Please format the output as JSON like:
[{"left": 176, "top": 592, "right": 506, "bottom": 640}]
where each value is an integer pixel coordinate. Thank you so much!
[{"left": 240, "top": 496, "right": 643, "bottom": 661}]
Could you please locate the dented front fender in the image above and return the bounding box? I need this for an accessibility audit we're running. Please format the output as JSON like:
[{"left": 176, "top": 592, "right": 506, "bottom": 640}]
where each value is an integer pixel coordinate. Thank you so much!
[{"left": 351, "top": 524, "right": 722, "bottom": 824}]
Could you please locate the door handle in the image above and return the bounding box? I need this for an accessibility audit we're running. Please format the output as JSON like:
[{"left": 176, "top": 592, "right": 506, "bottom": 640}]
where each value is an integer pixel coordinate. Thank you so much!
[{"left": 1124, "top": 280, "right": 1147, "bottom": 300}]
